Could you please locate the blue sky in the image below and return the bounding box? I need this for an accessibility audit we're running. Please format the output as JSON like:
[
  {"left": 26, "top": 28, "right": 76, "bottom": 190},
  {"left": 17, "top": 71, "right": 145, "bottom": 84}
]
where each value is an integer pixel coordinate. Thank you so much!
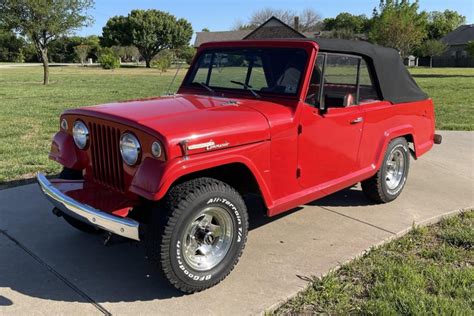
[{"left": 78, "top": 0, "right": 474, "bottom": 37}]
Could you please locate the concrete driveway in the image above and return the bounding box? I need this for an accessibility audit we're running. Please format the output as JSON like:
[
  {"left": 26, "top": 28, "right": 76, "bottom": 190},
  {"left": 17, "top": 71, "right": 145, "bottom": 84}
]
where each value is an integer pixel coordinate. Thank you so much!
[{"left": 0, "top": 131, "right": 473, "bottom": 315}]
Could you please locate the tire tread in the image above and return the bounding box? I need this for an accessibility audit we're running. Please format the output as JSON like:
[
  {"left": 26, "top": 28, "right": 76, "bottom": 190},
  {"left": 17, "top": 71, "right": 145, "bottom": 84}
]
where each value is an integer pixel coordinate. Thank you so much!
[{"left": 150, "top": 177, "right": 248, "bottom": 293}]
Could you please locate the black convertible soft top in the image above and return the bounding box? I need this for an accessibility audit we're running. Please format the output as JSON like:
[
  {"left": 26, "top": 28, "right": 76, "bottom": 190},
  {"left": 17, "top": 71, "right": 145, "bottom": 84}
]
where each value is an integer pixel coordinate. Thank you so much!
[{"left": 313, "top": 38, "right": 428, "bottom": 104}]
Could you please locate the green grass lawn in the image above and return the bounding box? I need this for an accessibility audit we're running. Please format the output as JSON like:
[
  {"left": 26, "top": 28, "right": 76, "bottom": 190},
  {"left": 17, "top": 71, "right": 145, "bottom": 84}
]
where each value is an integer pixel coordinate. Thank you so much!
[
  {"left": 410, "top": 68, "right": 474, "bottom": 131},
  {"left": 0, "top": 65, "right": 184, "bottom": 184},
  {"left": 0, "top": 66, "right": 472, "bottom": 183},
  {"left": 275, "top": 211, "right": 474, "bottom": 315}
]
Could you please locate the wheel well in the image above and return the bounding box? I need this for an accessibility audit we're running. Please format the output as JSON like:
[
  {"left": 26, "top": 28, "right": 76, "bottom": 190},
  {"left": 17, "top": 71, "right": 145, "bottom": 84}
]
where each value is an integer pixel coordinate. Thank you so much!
[
  {"left": 171, "top": 163, "right": 264, "bottom": 201},
  {"left": 401, "top": 134, "right": 416, "bottom": 158}
]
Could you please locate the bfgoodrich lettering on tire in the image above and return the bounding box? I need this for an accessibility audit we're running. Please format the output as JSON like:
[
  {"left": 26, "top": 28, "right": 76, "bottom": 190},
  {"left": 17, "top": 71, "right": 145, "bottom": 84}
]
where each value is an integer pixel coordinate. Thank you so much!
[
  {"left": 148, "top": 177, "right": 249, "bottom": 293},
  {"left": 361, "top": 137, "right": 410, "bottom": 203}
]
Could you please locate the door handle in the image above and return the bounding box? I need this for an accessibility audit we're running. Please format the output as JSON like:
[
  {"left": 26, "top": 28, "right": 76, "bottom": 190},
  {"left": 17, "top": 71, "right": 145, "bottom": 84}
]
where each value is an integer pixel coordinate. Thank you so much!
[{"left": 350, "top": 117, "right": 363, "bottom": 124}]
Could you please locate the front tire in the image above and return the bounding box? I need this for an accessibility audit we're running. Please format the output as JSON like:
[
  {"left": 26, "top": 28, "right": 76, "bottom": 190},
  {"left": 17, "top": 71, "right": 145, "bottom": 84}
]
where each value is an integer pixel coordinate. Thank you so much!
[
  {"left": 361, "top": 137, "right": 410, "bottom": 203},
  {"left": 148, "top": 177, "right": 249, "bottom": 293}
]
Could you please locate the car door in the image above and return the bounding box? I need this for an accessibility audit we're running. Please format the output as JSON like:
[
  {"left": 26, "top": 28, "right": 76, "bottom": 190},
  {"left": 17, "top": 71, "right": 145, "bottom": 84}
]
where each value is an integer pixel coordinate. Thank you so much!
[{"left": 297, "top": 53, "right": 365, "bottom": 189}]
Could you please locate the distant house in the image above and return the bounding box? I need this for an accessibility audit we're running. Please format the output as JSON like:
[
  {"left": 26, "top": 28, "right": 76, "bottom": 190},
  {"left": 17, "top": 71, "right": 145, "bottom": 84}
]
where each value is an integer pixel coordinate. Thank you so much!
[
  {"left": 194, "top": 16, "right": 349, "bottom": 47},
  {"left": 433, "top": 24, "right": 474, "bottom": 67}
]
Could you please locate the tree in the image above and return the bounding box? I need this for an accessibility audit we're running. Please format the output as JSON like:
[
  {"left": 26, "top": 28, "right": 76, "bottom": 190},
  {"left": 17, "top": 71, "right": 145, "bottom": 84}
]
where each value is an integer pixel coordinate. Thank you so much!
[
  {"left": 298, "top": 8, "right": 323, "bottom": 32},
  {"left": 370, "top": 0, "right": 428, "bottom": 57},
  {"left": 0, "top": 28, "right": 25, "bottom": 62},
  {"left": 248, "top": 8, "right": 322, "bottom": 32},
  {"left": 102, "top": 10, "right": 193, "bottom": 68},
  {"left": 419, "top": 39, "right": 447, "bottom": 67},
  {"left": 466, "top": 41, "right": 474, "bottom": 58},
  {"left": 232, "top": 19, "right": 255, "bottom": 31},
  {"left": 201, "top": 28, "right": 210, "bottom": 32},
  {"left": 109, "top": 45, "right": 139, "bottom": 62},
  {"left": 74, "top": 44, "right": 90, "bottom": 65},
  {"left": 250, "top": 8, "right": 295, "bottom": 27},
  {"left": 0, "top": 0, "right": 93, "bottom": 84},
  {"left": 176, "top": 45, "right": 196, "bottom": 64},
  {"left": 331, "top": 28, "right": 357, "bottom": 40},
  {"left": 323, "top": 13, "right": 371, "bottom": 34},
  {"left": 48, "top": 35, "right": 99, "bottom": 63},
  {"left": 123, "top": 46, "right": 140, "bottom": 63},
  {"left": 427, "top": 10, "right": 466, "bottom": 40}
]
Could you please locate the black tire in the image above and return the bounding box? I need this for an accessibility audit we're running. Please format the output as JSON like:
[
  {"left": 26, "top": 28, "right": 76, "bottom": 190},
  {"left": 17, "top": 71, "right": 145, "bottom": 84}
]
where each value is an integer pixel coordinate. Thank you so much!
[
  {"left": 361, "top": 137, "right": 410, "bottom": 203},
  {"left": 58, "top": 168, "right": 103, "bottom": 235},
  {"left": 147, "top": 177, "right": 249, "bottom": 293},
  {"left": 59, "top": 167, "right": 83, "bottom": 180}
]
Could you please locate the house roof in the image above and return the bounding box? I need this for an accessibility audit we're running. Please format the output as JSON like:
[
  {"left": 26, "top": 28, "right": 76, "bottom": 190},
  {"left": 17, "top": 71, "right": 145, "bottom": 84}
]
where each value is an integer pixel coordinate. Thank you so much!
[
  {"left": 441, "top": 24, "right": 474, "bottom": 46},
  {"left": 194, "top": 16, "right": 319, "bottom": 47},
  {"left": 243, "top": 16, "right": 306, "bottom": 40},
  {"left": 194, "top": 30, "right": 252, "bottom": 47},
  {"left": 193, "top": 17, "right": 368, "bottom": 47}
]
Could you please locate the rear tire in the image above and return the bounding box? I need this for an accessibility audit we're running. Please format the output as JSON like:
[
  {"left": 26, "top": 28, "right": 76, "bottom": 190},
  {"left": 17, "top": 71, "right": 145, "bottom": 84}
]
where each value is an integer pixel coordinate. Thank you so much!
[
  {"left": 59, "top": 167, "right": 103, "bottom": 235},
  {"left": 361, "top": 137, "right": 410, "bottom": 203},
  {"left": 147, "top": 177, "right": 249, "bottom": 293}
]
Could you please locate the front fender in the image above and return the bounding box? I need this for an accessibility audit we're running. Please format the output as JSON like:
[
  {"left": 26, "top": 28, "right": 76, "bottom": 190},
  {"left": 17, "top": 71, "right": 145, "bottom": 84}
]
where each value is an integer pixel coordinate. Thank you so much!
[
  {"left": 129, "top": 141, "right": 273, "bottom": 206},
  {"left": 49, "top": 131, "right": 88, "bottom": 170}
]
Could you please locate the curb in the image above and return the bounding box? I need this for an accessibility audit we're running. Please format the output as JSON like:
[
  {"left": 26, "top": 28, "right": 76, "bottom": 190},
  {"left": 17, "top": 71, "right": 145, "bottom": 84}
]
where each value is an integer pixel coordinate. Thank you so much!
[{"left": 265, "top": 207, "right": 472, "bottom": 314}]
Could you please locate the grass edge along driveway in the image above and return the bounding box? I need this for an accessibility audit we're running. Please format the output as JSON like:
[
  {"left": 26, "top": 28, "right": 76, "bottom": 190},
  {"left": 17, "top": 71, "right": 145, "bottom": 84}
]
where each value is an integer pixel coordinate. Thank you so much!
[{"left": 274, "top": 210, "right": 474, "bottom": 315}]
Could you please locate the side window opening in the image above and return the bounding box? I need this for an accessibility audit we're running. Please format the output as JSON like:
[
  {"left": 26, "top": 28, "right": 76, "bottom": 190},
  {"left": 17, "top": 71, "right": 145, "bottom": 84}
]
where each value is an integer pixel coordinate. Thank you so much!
[
  {"left": 305, "top": 55, "right": 324, "bottom": 106},
  {"left": 305, "top": 53, "right": 380, "bottom": 108},
  {"left": 358, "top": 60, "right": 379, "bottom": 102},
  {"left": 323, "top": 54, "right": 360, "bottom": 108}
]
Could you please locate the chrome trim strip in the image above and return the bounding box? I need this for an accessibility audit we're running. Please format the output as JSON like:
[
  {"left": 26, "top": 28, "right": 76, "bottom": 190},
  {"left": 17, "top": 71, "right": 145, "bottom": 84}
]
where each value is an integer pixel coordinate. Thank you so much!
[{"left": 36, "top": 173, "right": 140, "bottom": 241}]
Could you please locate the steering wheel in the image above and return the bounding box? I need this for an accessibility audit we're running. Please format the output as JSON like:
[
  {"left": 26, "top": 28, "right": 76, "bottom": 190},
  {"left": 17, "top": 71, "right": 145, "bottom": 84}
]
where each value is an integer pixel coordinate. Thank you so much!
[{"left": 306, "top": 93, "right": 317, "bottom": 104}]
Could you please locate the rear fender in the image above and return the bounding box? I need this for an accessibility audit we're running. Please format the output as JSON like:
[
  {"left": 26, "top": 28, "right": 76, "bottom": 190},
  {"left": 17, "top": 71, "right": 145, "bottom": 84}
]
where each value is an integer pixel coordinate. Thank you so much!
[{"left": 373, "top": 125, "right": 416, "bottom": 170}]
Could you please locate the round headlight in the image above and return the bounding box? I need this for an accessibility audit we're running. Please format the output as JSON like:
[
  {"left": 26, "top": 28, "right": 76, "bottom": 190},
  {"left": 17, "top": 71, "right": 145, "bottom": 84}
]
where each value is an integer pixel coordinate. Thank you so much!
[
  {"left": 151, "top": 142, "right": 162, "bottom": 158},
  {"left": 120, "top": 133, "right": 141, "bottom": 166},
  {"left": 72, "top": 120, "right": 89, "bottom": 149}
]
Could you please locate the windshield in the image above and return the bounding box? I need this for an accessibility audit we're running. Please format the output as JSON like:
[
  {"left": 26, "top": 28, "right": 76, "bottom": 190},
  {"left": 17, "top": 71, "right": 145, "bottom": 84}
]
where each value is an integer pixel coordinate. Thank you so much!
[{"left": 184, "top": 48, "right": 308, "bottom": 97}]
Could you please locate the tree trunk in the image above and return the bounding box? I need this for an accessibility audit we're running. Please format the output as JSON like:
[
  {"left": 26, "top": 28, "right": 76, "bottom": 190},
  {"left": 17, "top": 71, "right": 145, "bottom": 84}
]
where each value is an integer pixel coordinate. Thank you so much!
[
  {"left": 40, "top": 48, "right": 49, "bottom": 85},
  {"left": 145, "top": 58, "right": 151, "bottom": 68},
  {"left": 429, "top": 56, "right": 433, "bottom": 68}
]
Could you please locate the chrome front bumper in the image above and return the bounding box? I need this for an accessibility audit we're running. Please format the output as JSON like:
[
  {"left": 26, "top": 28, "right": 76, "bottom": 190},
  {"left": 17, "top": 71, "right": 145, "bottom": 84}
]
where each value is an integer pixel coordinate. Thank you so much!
[{"left": 36, "top": 173, "right": 140, "bottom": 241}]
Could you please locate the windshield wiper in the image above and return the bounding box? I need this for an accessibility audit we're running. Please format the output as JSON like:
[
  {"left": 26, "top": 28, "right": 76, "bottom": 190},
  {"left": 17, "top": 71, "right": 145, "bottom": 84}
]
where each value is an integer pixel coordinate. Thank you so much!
[
  {"left": 197, "top": 82, "right": 215, "bottom": 94},
  {"left": 230, "top": 80, "right": 261, "bottom": 98}
]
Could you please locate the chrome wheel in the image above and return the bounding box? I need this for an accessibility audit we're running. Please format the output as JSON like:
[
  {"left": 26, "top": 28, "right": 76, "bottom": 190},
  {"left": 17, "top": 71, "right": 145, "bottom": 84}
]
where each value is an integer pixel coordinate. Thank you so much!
[
  {"left": 385, "top": 147, "right": 405, "bottom": 193},
  {"left": 182, "top": 207, "right": 234, "bottom": 271}
]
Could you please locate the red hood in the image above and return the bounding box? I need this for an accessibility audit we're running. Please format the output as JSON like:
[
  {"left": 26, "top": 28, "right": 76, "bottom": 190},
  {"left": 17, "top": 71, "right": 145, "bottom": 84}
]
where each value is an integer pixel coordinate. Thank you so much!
[{"left": 65, "top": 94, "right": 274, "bottom": 158}]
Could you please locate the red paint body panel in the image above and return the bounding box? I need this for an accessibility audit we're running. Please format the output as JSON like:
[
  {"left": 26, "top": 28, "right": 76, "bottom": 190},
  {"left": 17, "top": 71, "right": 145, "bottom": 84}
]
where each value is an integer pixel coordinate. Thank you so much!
[
  {"left": 49, "top": 131, "right": 88, "bottom": 170},
  {"left": 49, "top": 179, "right": 136, "bottom": 217},
  {"left": 49, "top": 39, "right": 437, "bottom": 218}
]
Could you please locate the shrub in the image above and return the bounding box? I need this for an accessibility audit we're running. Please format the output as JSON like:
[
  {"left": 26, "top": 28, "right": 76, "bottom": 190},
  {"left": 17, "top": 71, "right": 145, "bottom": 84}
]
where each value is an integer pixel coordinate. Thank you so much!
[
  {"left": 151, "top": 50, "right": 173, "bottom": 73},
  {"left": 98, "top": 48, "right": 120, "bottom": 69}
]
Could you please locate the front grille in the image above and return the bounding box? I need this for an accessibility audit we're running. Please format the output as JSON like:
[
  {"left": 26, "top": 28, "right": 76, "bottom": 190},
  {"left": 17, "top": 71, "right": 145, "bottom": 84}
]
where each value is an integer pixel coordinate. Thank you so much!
[{"left": 88, "top": 123, "right": 124, "bottom": 192}]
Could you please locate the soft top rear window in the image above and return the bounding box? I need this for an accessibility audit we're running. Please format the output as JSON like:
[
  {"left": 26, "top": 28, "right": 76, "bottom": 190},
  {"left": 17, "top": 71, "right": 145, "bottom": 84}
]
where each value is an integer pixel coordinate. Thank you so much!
[{"left": 184, "top": 48, "right": 308, "bottom": 97}]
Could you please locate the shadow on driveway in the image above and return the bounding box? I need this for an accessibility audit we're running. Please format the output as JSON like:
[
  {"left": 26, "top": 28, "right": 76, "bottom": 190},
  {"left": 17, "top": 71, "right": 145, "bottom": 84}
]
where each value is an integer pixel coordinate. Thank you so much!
[
  {"left": 0, "top": 193, "right": 308, "bottom": 304},
  {"left": 308, "top": 186, "right": 376, "bottom": 208}
]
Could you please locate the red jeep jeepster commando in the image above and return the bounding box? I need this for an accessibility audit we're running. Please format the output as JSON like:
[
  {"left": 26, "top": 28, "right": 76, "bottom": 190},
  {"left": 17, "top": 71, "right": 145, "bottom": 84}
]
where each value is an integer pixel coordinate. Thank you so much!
[{"left": 37, "top": 39, "right": 441, "bottom": 293}]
